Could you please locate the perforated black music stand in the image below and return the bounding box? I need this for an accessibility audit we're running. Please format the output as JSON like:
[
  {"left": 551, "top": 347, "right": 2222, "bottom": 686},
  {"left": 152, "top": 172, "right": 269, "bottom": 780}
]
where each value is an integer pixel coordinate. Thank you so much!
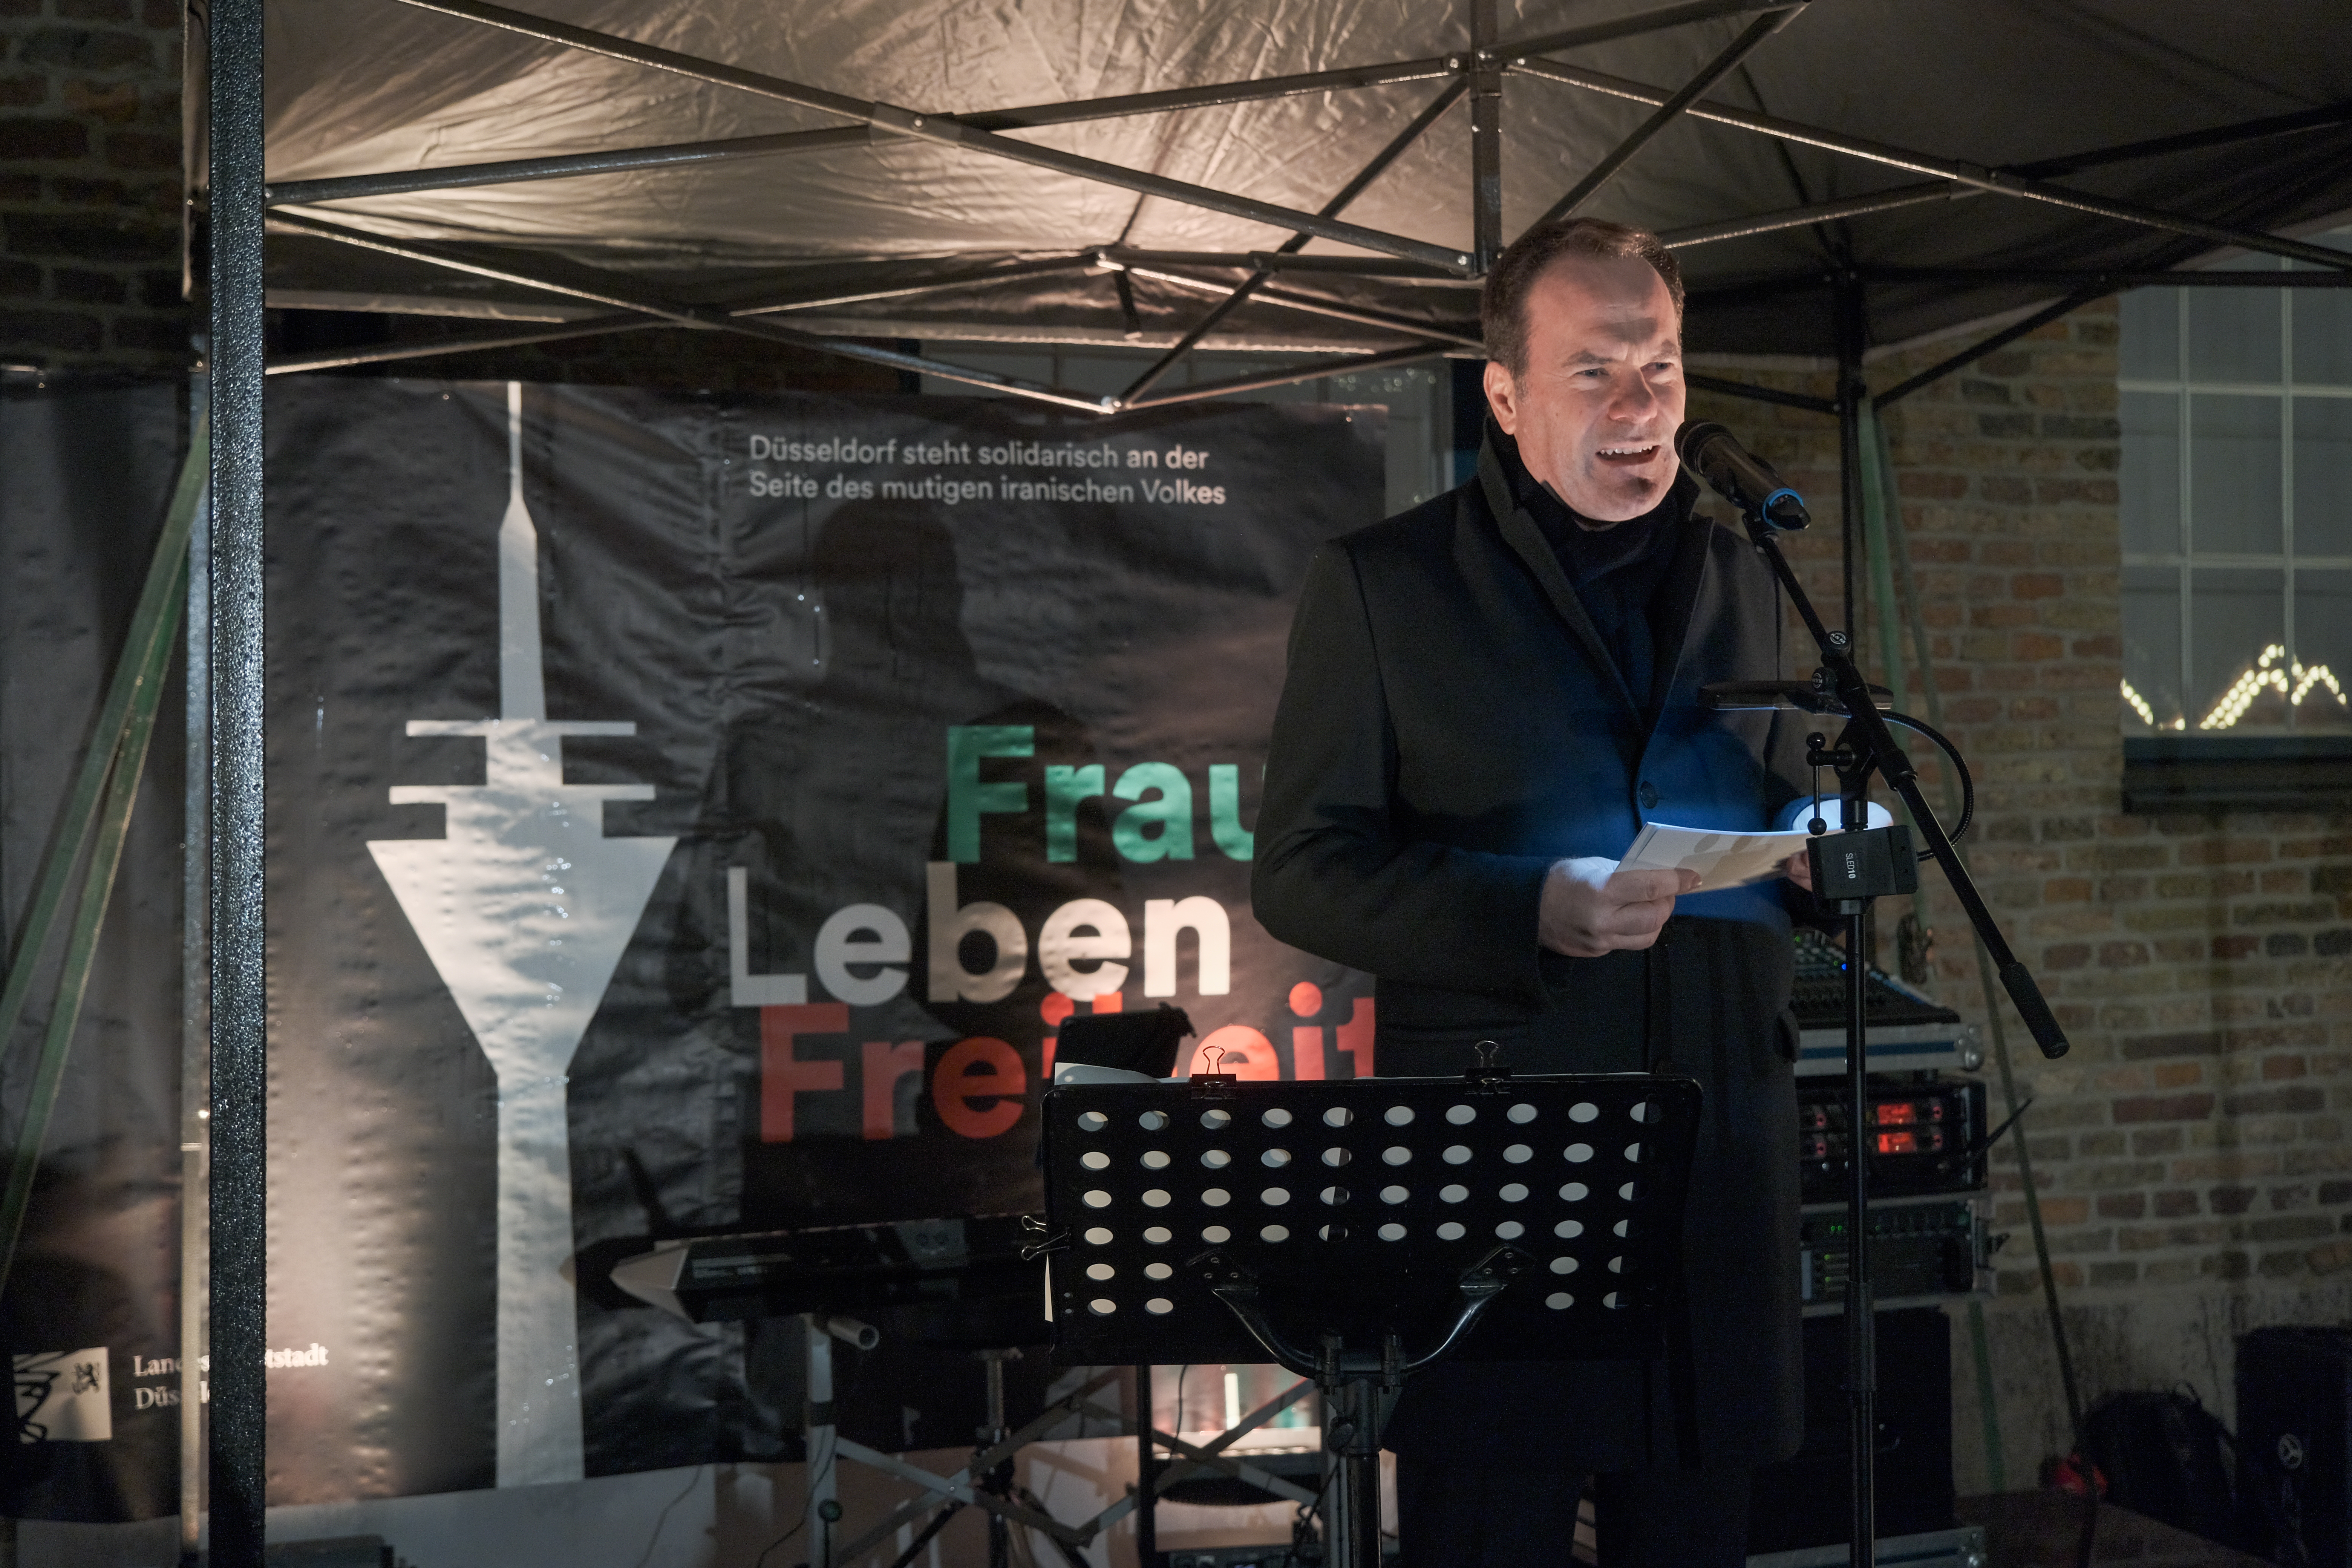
[{"left": 1041, "top": 1064, "right": 1703, "bottom": 1568}]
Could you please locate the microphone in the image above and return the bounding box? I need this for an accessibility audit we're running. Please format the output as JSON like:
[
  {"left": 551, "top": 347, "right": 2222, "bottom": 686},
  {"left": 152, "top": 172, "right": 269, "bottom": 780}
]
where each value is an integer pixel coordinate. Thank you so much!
[{"left": 1676, "top": 421, "right": 1810, "bottom": 531}]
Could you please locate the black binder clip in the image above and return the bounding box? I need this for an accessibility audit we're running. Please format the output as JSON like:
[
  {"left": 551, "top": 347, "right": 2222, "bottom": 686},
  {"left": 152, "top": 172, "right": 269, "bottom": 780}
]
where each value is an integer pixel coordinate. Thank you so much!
[
  {"left": 1464, "top": 1039, "right": 1511, "bottom": 1091},
  {"left": 1191, "top": 1041, "right": 1239, "bottom": 1097},
  {"left": 1018, "top": 1213, "right": 1070, "bottom": 1261}
]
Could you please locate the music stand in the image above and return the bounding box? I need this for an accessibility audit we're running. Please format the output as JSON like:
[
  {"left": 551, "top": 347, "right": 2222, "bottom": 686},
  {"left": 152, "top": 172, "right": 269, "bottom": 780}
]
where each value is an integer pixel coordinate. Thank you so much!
[{"left": 1041, "top": 1062, "right": 1703, "bottom": 1568}]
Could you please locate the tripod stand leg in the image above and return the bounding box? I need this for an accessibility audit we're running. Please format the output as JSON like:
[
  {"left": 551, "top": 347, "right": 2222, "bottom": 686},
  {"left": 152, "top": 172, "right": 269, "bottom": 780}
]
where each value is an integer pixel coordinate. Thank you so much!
[
  {"left": 1323, "top": 1377, "right": 1384, "bottom": 1568},
  {"left": 1136, "top": 1363, "right": 1159, "bottom": 1568},
  {"left": 884, "top": 1501, "right": 962, "bottom": 1568},
  {"left": 804, "top": 1316, "right": 838, "bottom": 1568},
  {"left": 979, "top": 1349, "right": 1015, "bottom": 1568}
]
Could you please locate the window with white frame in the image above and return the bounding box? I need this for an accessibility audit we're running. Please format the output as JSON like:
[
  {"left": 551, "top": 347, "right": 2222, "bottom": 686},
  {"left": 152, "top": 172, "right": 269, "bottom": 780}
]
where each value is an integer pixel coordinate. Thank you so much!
[{"left": 2119, "top": 229, "right": 2352, "bottom": 735}]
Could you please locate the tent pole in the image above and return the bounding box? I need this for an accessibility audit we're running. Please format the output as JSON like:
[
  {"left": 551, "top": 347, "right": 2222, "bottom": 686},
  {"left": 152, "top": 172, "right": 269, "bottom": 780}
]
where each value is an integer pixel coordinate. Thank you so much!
[
  {"left": 207, "top": 0, "right": 268, "bottom": 1556},
  {"left": 1470, "top": 0, "right": 1502, "bottom": 274},
  {"left": 179, "top": 371, "right": 211, "bottom": 1568},
  {"left": 1529, "top": 5, "right": 1803, "bottom": 232},
  {"left": 1835, "top": 273, "right": 1865, "bottom": 637}
]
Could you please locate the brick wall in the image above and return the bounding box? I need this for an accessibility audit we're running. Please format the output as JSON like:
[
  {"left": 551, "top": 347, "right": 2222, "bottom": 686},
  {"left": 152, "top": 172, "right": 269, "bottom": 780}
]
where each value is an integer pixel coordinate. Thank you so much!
[
  {"left": 1694, "top": 302, "right": 2352, "bottom": 1492},
  {"left": 0, "top": 0, "right": 188, "bottom": 372}
]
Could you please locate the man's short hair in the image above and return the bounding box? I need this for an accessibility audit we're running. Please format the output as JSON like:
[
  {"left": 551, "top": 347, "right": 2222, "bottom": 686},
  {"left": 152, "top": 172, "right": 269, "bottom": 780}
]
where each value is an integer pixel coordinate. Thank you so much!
[{"left": 1480, "top": 218, "right": 1684, "bottom": 377}]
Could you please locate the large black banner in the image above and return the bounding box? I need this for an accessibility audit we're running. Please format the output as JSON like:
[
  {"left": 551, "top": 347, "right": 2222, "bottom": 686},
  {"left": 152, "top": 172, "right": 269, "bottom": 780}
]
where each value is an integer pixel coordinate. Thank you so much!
[{"left": 246, "top": 380, "right": 1386, "bottom": 1504}]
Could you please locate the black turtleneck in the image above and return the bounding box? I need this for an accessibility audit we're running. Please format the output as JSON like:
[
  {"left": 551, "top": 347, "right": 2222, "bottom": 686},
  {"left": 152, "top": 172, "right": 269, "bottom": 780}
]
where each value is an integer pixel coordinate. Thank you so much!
[{"left": 1490, "top": 422, "right": 1684, "bottom": 704}]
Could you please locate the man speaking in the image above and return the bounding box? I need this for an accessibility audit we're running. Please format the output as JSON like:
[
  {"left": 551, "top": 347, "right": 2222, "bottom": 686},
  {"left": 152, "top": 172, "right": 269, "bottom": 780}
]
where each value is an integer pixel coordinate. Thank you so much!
[{"left": 1252, "top": 217, "right": 1816, "bottom": 1564}]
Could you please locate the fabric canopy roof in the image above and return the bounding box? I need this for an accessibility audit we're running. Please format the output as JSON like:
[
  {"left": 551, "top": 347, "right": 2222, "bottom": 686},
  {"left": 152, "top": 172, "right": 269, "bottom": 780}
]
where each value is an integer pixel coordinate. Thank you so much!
[{"left": 254, "top": 0, "right": 2352, "bottom": 389}]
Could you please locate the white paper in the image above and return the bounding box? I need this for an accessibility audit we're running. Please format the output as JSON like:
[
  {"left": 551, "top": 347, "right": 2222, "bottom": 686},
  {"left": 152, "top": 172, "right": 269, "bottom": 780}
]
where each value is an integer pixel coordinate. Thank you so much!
[{"left": 1618, "top": 821, "right": 1813, "bottom": 893}]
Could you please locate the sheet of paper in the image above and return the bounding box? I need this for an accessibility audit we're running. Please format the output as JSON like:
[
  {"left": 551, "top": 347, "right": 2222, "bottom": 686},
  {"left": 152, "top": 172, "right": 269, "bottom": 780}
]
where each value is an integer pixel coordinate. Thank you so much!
[{"left": 1618, "top": 821, "right": 1813, "bottom": 893}]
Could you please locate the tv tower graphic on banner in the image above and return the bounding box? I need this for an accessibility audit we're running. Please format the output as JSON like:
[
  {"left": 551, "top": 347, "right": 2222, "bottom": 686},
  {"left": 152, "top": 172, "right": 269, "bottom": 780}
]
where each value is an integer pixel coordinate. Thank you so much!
[{"left": 368, "top": 384, "right": 675, "bottom": 1487}]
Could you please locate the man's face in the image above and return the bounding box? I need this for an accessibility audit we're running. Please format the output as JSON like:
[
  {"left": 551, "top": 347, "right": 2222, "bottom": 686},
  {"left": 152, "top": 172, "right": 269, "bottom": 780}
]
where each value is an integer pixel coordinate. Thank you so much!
[{"left": 1482, "top": 254, "right": 1686, "bottom": 526}]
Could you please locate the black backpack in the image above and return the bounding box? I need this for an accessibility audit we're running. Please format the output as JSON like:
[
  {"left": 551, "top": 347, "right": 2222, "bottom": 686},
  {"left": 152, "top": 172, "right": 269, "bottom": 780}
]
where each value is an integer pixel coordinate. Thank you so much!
[{"left": 2079, "top": 1387, "right": 2269, "bottom": 1556}]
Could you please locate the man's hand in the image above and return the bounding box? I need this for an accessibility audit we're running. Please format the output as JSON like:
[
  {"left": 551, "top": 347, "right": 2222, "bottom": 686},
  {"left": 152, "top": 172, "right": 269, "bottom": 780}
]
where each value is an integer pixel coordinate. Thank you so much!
[
  {"left": 1539, "top": 857, "right": 1698, "bottom": 958},
  {"left": 1783, "top": 848, "right": 1815, "bottom": 892}
]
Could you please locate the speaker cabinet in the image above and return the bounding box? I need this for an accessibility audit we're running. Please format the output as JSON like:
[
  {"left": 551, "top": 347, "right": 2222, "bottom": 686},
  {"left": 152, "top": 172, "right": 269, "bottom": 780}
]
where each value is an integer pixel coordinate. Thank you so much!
[{"left": 2237, "top": 1325, "right": 2352, "bottom": 1568}]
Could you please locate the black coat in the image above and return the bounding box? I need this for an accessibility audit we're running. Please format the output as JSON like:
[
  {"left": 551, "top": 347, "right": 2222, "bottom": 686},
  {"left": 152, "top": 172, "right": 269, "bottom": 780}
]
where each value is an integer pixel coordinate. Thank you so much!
[{"left": 1251, "top": 437, "right": 1812, "bottom": 1472}]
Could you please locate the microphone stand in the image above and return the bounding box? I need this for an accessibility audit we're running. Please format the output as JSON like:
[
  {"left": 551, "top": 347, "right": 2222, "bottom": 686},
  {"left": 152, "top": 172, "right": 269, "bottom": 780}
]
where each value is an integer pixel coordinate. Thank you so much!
[{"left": 1725, "top": 499, "right": 2070, "bottom": 1568}]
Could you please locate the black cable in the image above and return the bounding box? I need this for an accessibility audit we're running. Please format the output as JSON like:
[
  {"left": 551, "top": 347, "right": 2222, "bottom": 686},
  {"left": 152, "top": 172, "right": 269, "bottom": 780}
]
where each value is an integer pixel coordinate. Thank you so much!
[
  {"left": 752, "top": 1511, "right": 807, "bottom": 1568},
  {"left": 753, "top": 1332, "right": 870, "bottom": 1568},
  {"left": 626, "top": 1464, "right": 704, "bottom": 1568},
  {"left": 1882, "top": 709, "right": 1975, "bottom": 853}
]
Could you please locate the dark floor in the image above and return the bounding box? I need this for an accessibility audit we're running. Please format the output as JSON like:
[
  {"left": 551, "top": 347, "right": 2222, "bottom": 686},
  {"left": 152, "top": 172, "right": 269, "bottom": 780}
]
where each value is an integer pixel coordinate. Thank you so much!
[{"left": 1959, "top": 1494, "right": 2272, "bottom": 1567}]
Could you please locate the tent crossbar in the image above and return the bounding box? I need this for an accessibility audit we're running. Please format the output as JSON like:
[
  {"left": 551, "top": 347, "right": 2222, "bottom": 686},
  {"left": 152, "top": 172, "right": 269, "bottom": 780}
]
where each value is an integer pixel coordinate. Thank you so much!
[
  {"left": 1509, "top": 56, "right": 2352, "bottom": 274},
  {"left": 1685, "top": 369, "right": 1834, "bottom": 414},
  {"left": 1662, "top": 180, "right": 1968, "bottom": 248},
  {"left": 1122, "top": 264, "right": 1484, "bottom": 350},
  {"left": 959, "top": 57, "right": 1460, "bottom": 132},
  {"left": 266, "top": 63, "right": 1488, "bottom": 208},
  {"left": 1530, "top": 4, "right": 1803, "bottom": 233},
  {"left": 266, "top": 211, "right": 1118, "bottom": 412},
  {"left": 262, "top": 255, "right": 1106, "bottom": 329},
  {"left": 2011, "top": 98, "right": 2352, "bottom": 179},
  {"left": 1118, "top": 271, "right": 1269, "bottom": 404},
  {"left": 267, "top": 314, "right": 659, "bottom": 374},
  {"left": 1096, "top": 248, "right": 1470, "bottom": 280},
  {"left": 1122, "top": 341, "right": 1452, "bottom": 410},
  {"left": 385, "top": 0, "right": 1473, "bottom": 272},
  {"left": 1864, "top": 266, "right": 2352, "bottom": 288},
  {"left": 277, "top": 0, "right": 1843, "bottom": 215},
  {"left": 265, "top": 127, "right": 868, "bottom": 207},
  {"left": 1872, "top": 288, "right": 2108, "bottom": 410},
  {"left": 1496, "top": 0, "right": 1799, "bottom": 63},
  {"left": 1117, "top": 76, "right": 1468, "bottom": 404},
  {"left": 723, "top": 255, "right": 1103, "bottom": 317},
  {"left": 1659, "top": 106, "right": 2352, "bottom": 253}
]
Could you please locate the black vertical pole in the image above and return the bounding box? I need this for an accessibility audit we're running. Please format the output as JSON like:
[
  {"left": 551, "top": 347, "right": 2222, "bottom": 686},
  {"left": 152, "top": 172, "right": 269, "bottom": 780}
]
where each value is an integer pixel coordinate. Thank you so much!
[
  {"left": 1469, "top": 0, "right": 1502, "bottom": 274},
  {"left": 1844, "top": 896, "right": 1877, "bottom": 1568},
  {"left": 1134, "top": 1364, "right": 1158, "bottom": 1568},
  {"left": 206, "top": 0, "right": 266, "bottom": 1558},
  {"left": 1832, "top": 272, "right": 1876, "bottom": 1568},
  {"left": 1834, "top": 274, "right": 1867, "bottom": 639},
  {"left": 178, "top": 370, "right": 211, "bottom": 1568}
]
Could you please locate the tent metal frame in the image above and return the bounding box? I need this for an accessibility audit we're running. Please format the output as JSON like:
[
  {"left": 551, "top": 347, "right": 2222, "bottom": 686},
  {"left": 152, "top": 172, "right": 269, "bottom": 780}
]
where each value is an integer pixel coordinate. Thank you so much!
[
  {"left": 194, "top": 2, "right": 2352, "bottom": 1563},
  {"left": 254, "top": 0, "right": 2352, "bottom": 423}
]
